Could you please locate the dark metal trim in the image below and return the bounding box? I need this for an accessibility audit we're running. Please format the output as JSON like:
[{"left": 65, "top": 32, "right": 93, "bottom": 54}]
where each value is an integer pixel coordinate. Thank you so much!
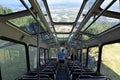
[
  {"left": 96, "top": 44, "right": 103, "bottom": 75},
  {"left": 44, "top": 48, "right": 47, "bottom": 63},
  {"left": 42, "top": 0, "right": 57, "bottom": 38},
  {"left": 53, "top": 22, "right": 74, "bottom": 25},
  {"left": 74, "top": 0, "right": 88, "bottom": 26},
  {"left": 42, "top": 0, "right": 53, "bottom": 24},
  {"left": 0, "top": 66, "right": 2, "bottom": 80},
  {"left": 25, "top": 44, "right": 30, "bottom": 72},
  {"left": 85, "top": 47, "right": 89, "bottom": 68}
]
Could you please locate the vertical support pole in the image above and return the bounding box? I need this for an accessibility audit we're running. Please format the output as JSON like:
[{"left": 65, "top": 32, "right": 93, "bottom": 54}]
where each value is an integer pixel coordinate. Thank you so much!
[
  {"left": 76, "top": 49, "right": 78, "bottom": 60},
  {"left": 0, "top": 66, "right": 2, "bottom": 80},
  {"left": 96, "top": 44, "right": 103, "bottom": 75},
  {"left": 73, "top": 48, "right": 75, "bottom": 61},
  {"left": 44, "top": 48, "right": 46, "bottom": 63},
  {"left": 79, "top": 49, "right": 82, "bottom": 67},
  {"left": 25, "top": 44, "right": 30, "bottom": 72},
  {"left": 47, "top": 49, "right": 50, "bottom": 60},
  {"left": 85, "top": 47, "right": 89, "bottom": 68},
  {"left": 74, "top": 48, "right": 77, "bottom": 60},
  {"left": 37, "top": 24, "right": 40, "bottom": 79}
]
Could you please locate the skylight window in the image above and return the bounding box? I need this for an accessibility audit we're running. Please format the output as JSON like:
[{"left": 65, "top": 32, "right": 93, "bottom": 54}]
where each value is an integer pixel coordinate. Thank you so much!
[
  {"left": 57, "top": 34, "right": 69, "bottom": 38},
  {"left": 81, "top": 16, "right": 94, "bottom": 31},
  {"left": 8, "top": 15, "right": 37, "bottom": 34},
  {"left": 84, "top": 16, "right": 120, "bottom": 35},
  {"left": 76, "top": 0, "right": 96, "bottom": 27},
  {"left": 37, "top": 0, "right": 51, "bottom": 24},
  {"left": 54, "top": 25, "right": 73, "bottom": 33},
  {"left": 47, "top": 0, "right": 83, "bottom": 22},
  {"left": 101, "top": 0, "right": 120, "bottom": 13},
  {"left": 0, "top": 0, "right": 31, "bottom": 15}
]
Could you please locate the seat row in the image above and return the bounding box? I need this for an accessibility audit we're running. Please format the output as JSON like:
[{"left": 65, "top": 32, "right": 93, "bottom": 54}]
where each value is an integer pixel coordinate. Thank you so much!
[
  {"left": 18, "top": 60, "right": 57, "bottom": 80},
  {"left": 67, "top": 60, "right": 108, "bottom": 80}
]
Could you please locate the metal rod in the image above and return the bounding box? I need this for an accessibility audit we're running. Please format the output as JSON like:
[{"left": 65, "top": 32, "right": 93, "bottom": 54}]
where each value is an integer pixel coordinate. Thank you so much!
[
  {"left": 74, "top": 0, "right": 88, "bottom": 26},
  {"left": 44, "top": 48, "right": 46, "bottom": 63},
  {"left": 96, "top": 44, "right": 103, "bottom": 75},
  {"left": 85, "top": 47, "right": 89, "bottom": 68},
  {"left": 20, "top": 0, "right": 40, "bottom": 79},
  {"left": 42, "top": 0, "right": 58, "bottom": 41},
  {"left": 0, "top": 66, "right": 2, "bottom": 80},
  {"left": 20, "top": 0, "right": 51, "bottom": 39},
  {"left": 25, "top": 44, "right": 30, "bottom": 72},
  {"left": 37, "top": 16, "right": 40, "bottom": 80}
]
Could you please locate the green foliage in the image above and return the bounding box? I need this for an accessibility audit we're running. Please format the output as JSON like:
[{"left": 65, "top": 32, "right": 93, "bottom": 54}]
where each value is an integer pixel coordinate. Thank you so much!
[
  {"left": 29, "top": 46, "right": 37, "bottom": 70},
  {"left": 88, "top": 47, "right": 98, "bottom": 71},
  {"left": 0, "top": 41, "right": 27, "bottom": 80},
  {"left": 57, "top": 34, "right": 69, "bottom": 38},
  {"left": 86, "top": 23, "right": 110, "bottom": 34},
  {"left": 0, "top": 5, "right": 35, "bottom": 28},
  {"left": 9, "top": 16, "right": 35, "bottom": 28},
  {"left": 82, "top": 34, "right": 90, "bottom": 40},
  {"left": 0, "top": 6, "right": 12, "bottom": 14}
]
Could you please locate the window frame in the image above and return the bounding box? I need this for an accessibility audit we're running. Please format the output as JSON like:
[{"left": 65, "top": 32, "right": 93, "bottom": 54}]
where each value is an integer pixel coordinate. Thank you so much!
[{"left": 0, "top": 36, "right": 30, "bottom": 80}]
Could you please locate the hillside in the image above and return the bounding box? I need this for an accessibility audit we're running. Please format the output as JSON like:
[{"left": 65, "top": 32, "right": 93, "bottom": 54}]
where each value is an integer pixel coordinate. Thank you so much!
[{"left": 101, "top": 43, "right": 120, "bottom": 80}]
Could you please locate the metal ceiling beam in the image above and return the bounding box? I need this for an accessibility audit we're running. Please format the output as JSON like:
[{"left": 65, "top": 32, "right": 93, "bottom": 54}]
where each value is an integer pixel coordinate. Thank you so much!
[
  {"left": 28, "top": 0, "right": 57, "bottom": 44},
  {"left": 74, "top": 0, "right": 88, "bottom": 26},
  {"left": 100, "top": 8, "right": 120, "bottom": 19},
  {"left": 83, "top": 0, "right": 117, "bottom": 32},
  {"left": 42, "top": 0, "right": 59, "bottom": 45},
  {"left": 54, "top": 32, "right": 72, "bottom": 34},
  {"left": 0, "top": 10, "right": 30, "bottom": 21},
  {"left": 69, "top": 0, "right": 104, "bottom": 43},
  {"left": 53, "top": 22, "right": 74, "bottom": 25},
  {"left": 20, "top": 0, "right": 49, "bottom": 35}
]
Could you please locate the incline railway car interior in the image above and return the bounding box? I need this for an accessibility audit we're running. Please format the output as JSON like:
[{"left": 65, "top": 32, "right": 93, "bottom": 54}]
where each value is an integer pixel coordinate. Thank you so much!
[{"left": 0, "top": 0, "right": 120, "bottom": 80}]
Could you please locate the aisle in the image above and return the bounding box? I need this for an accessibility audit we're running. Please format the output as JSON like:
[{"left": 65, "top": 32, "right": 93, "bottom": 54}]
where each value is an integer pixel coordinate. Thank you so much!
[{"left": 56, "top": 66, "right": 70, "bottom": 80}]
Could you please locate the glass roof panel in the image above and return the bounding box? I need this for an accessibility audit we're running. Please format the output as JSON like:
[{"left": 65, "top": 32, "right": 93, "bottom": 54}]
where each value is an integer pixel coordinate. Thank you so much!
[
  {"left": 0, "top": 0, "right": 31, "bottom": 15},
  {"left": 85, "top": 16, "right": 120, "bottom": 35},
  {"left": 81, "top": 16, "right": 94, "bottom": 31},
  {"left": 8, "top": 15, "right": 38, "bottom": 34},
  {"left": 54, "top": 25, "right": 73, "bottom": 33},
  {"left": 47, "top": 0, "right": 83, "bottom": 22},
  {"left": 57, "top": 34, "right": 69, "bottom": 38},
  {"left": 76, "top": 0, "right": 96, "bottom": 27},
  {"left": 101, "top": 0, "right": 120, "bottom": 13},
  {"left": 37, "top": 0, "right": 51, "bottom": 25}
]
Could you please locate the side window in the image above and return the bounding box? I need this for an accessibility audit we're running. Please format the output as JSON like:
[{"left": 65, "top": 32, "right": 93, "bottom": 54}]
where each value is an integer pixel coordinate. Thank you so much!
[
  {"left": 45, "top": 49, "right": 49, "bottom": 62},
  {"left": 82, "top": 49, "right": 87, "bottom": 67},
  {"left": 50, "top": 48, "right": 57, "bottom": 59},
  {"left": 88, "top": 47, "right": 98, "bottom": 71},
  {"left": 101, "top": 43, "right": 120, "bottom": 80},
  {"left": 0, "top": 39, "right": 26, "bottom": 80},
  {"left": 29, "top": 46, "right": 37, "bottom": 70},
  {"left": 40, "top": 48, "right": 45, "bottom": 65}
]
